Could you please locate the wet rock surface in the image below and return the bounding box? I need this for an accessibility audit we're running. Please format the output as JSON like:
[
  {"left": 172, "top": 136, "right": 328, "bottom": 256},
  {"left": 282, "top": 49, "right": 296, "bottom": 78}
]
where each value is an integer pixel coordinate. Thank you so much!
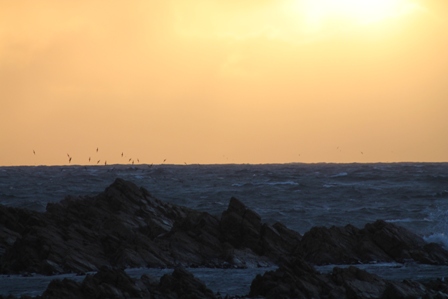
[
  {"left": 0, "top": 179, "right": 302, "bottom": 275},
  {"left": 22, "top": 266, "right": 217, "bottom": 299},
  {"left": 1, "top": 178, "right": 448, "bottom": 298},
  {"left": 296, "top": 220, "right": 448, "bottom": 266},
  {"left": 250, "top": 258, "right": 448, "bottom": 299}
]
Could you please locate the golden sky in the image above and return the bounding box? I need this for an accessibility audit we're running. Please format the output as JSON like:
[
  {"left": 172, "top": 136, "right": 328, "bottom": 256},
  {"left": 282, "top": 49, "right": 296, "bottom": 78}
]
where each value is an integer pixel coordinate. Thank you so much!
[{"left": 1, "top": 0, "right": 447, "bottom": 165}]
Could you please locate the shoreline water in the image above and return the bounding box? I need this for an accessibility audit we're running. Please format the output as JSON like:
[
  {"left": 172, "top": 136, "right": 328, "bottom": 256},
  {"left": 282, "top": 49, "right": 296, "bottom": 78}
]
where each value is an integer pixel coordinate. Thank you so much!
[{"left": 1, "top": 163, "right": 448, "bottom": 297}]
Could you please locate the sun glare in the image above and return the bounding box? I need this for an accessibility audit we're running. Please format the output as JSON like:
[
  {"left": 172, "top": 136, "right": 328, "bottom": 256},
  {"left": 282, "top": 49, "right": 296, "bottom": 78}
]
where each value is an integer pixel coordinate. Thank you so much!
[{"left": 287, "top": 0, "right": 419, "bottom": 32}]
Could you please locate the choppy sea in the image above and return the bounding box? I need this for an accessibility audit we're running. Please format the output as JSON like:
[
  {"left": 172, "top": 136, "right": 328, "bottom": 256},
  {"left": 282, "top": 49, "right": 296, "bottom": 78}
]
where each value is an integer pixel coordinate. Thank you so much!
[{"left": 1, "top": 163, "right": 448, "bottom": 297}]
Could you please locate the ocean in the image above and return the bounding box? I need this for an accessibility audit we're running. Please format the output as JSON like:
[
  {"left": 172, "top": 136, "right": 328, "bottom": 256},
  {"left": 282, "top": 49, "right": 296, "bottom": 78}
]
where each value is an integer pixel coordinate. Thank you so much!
[{"left": 1, "top": 163, "right": 448, "bottom": 296}]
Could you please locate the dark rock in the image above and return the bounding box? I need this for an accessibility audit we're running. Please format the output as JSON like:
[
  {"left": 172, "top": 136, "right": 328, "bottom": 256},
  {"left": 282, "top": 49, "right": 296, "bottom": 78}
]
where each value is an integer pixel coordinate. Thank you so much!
[
  {"left": 40, "top": 266, "right": 147, "bottom": 299},
  {"left": 38, "top": 266, "right": 218, "bottom": 299},
  {"left": 220, "top": 197, "right": 302, "bottom": 263},
  {"left": 40, "top": 278, "right": 84, "bottom": 299},
  {"left": 297, "top": 220, "right": 448, "bottom": 266},
  {"left": 2, "top": 178, "right": 448, "bottom": 298},
  {"left": 220, "top": 197, "right": 263, "bottom": 254},
  {"left": 250, "top": 258, "right": 334, "bottom": 299},
  {"left": 0, "top": 179, "right": 206, "bottom": 274},
  {"left": 1, "top": 179, "right": 298, "bottom": 275},
  {"left": 331, "top": 266, "right": 387, "bottom": 298},
  {"left": 364, "top": 220, "right": 448, "bottom": 265},
  {"left": 155, "top": 266, "right": 218, "bottom": 299},
  {"left": 159, "top": 211, "right": 226, "bottom": 267},
  {"left": 250, "top": 258, "right": 448, "bottom": 299}
]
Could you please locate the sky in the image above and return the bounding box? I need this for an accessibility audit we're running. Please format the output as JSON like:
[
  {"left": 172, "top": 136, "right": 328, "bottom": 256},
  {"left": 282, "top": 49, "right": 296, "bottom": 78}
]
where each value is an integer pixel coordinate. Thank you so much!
[{"left": 1, "top": 0, "right": 447, "bottom": 166}]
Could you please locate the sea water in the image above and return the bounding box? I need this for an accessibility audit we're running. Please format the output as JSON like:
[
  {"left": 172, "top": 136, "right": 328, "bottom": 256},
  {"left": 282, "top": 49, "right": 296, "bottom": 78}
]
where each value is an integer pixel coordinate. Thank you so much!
[{"left": 1, "top": 163, "right": 448, "bottom": 296}]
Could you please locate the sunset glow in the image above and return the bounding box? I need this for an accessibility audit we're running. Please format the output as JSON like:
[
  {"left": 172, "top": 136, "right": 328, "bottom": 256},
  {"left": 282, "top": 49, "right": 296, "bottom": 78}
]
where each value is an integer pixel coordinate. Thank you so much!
[
  {"left": 293, "top": 0, "right": 419, "bottom": 25},
  {"left": 1, "top": 0, "right": 447, "bottom": 165}
]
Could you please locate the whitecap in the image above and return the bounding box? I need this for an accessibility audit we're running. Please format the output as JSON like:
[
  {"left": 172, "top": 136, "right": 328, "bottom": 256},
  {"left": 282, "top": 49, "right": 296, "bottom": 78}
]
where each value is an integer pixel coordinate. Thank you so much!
[
  {"left": 386, "top": 218, "right": 415, "bottom": 223},
  {"left": 424, "top": 233, "right": 448, "bottom": 250},
  {"left": 231, "top": 182, "right": 253, "bottom": 187},
  {"left": 330, "top": 172, "right": 348, "bottom": 178},
  {"left": 261, "top": 181, "right": 299, "bottom": 186}
]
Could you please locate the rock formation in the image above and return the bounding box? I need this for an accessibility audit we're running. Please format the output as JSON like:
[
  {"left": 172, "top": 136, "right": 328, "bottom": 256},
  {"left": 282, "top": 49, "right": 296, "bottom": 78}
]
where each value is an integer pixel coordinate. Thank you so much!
[
  {"left": 250, "top": 258, "right": 448, "bottom": 299},
  {"left": 1, "top": 178, "right": 448, "bottom": 298},
  {"left": 25, "top": 266, "right": 217, "bottom": 299},
  {"left": 296, "top": 220, "right": 448, "bottom": 265},
  {"left": 0, "top": 179, "right": 301, "bottom": 275}
]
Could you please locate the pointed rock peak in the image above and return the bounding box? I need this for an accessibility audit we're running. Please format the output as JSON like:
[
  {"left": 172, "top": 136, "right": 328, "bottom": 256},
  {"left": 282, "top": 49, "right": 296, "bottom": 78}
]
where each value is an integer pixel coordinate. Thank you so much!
[
  {"left": 106, "top": 178, "right": 143, "bottom": 196},
  {"left": 226, "top": 197, "right": 247, "bottom": 214},
  {"left": 110, "top": 178, "right": 139, "bottom": 190}
]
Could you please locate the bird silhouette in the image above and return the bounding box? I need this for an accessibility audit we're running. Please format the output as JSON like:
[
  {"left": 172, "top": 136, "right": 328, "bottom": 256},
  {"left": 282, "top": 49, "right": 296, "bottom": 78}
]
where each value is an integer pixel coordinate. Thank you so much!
[
  {"left": 89, "top": 157, "right": 91, "bottom": 162},
  {"left": 97, "top": 160, "right": 100, "bottom": 164},
  {"left": 96, "top": 147, "right": 98, "bottom": 152},
  {"left": 69, "top": 157, "right": 72, "bottom": 163},
  {"left": 33, "top": 150, "right": 35, "bottom": 155}
]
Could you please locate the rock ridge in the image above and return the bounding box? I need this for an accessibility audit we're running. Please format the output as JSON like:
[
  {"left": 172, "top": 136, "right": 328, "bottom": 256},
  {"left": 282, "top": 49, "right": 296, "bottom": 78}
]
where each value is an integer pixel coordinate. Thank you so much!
[{"left": 1, "top": 178, "right": 448, "bottom": 298}]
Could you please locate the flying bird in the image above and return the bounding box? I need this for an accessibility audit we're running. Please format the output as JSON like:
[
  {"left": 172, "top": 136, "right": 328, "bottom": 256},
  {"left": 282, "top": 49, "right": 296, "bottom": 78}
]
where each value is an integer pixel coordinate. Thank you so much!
[
  {"left": 121, "top": 152, "right": 123, "bottom": 157},
  {"left": 69, "top": 157, "right": 72, "bottom": 163},
  {"left": 89, "top": 157, "right": 91, "bottom": 162},
  {"left": 33, "top": 150, "right": 35, "bottom": 155},
  {"left": 96, "top": 147, "right": 98, "bottom": 152},
  {"left": 97, "top": 160, "right": 100, "bottom": 164}
]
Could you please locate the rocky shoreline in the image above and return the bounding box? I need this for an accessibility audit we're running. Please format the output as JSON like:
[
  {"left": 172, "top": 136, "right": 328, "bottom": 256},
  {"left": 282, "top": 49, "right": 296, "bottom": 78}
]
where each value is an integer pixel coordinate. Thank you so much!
[{"left": 1, "top": 178, "right": 448, "bottom": 298}]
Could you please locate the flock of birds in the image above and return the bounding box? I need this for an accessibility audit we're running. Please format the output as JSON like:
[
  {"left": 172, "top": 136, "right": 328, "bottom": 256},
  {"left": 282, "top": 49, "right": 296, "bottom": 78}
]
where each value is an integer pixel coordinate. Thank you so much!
[{"left": 33, "top": 148, "right": 168, "bottom": 166}]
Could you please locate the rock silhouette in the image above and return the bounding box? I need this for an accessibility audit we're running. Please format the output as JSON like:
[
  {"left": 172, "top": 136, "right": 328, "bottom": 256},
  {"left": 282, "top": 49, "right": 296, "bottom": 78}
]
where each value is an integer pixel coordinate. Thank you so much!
[
  {"left": 1, "top": 178, "right": 448, "bottom": 298},
  {"left": 296, "top": 220, "right": 448, "bottom": 265},
  {"left": 36, "top": 266, "right": 217, "bottom": 299}
]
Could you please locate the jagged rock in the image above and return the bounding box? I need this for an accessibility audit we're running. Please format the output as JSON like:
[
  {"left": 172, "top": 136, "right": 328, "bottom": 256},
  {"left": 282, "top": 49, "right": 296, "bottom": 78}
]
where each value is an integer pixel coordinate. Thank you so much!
[
  {"left": 364, "top": 220, "right": 448, "bottom": 265},
  {"left": 158, "top": 211, "right": 227, "bottom": 267},
  {"left": 0, "top": 179, "right": 198, "bottom": 274},
  {"left": 220, "top": 197, "right": 263, "bottom": 253},
  {"left": 2, "top": 178, "right": 448, "bottom": 298},
  {"left": 40, "top": 267, "right": 148, "bottom": 299},
  {"left": 250, "top": 258, "right": 448, "bottom": 299},
  {"left": 220, "top": 197, "right": 302, "bottom": 262},
  {"left": 297, "top": 220, "right": 448, "bottom": 266},
  {"left": 154, "top": 267, "right": 218, "bottom": 299},
  {"left": 36, "top": 266, "right": 218, "bottom": 299},
  {"left": 331, "top": 266, "right": 387, "bottom": 298},
  {"left": 250, "top": 257, "right": 337, "bottom": 299},
  {"left": 0, "top": 179, "right": 298, "bottom": 275}
]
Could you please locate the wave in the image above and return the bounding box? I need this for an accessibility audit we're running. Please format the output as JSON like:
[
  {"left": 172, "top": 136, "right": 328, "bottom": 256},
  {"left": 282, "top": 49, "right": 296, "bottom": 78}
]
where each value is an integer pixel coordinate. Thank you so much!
[
  {"left": 387, "top": 218, "right": 420, "bottom": 223},
  {"left": 261, "top": 181, "right": 299, "bottom": 186},
  {"left": 232, "top": 181, "right": 299, "bottom": 187},
  {"left": 424, "top": 233, "right": 448, "bottom": 250},
  {"left": 329, "top": 172, "right": 348, "bottom": 178}
]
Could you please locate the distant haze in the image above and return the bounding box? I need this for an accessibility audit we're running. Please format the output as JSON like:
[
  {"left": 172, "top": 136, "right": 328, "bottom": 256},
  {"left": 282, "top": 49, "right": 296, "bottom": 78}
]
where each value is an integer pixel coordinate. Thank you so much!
[{"left": 1, "top": 0, "right": 447, "bottom": 165}]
